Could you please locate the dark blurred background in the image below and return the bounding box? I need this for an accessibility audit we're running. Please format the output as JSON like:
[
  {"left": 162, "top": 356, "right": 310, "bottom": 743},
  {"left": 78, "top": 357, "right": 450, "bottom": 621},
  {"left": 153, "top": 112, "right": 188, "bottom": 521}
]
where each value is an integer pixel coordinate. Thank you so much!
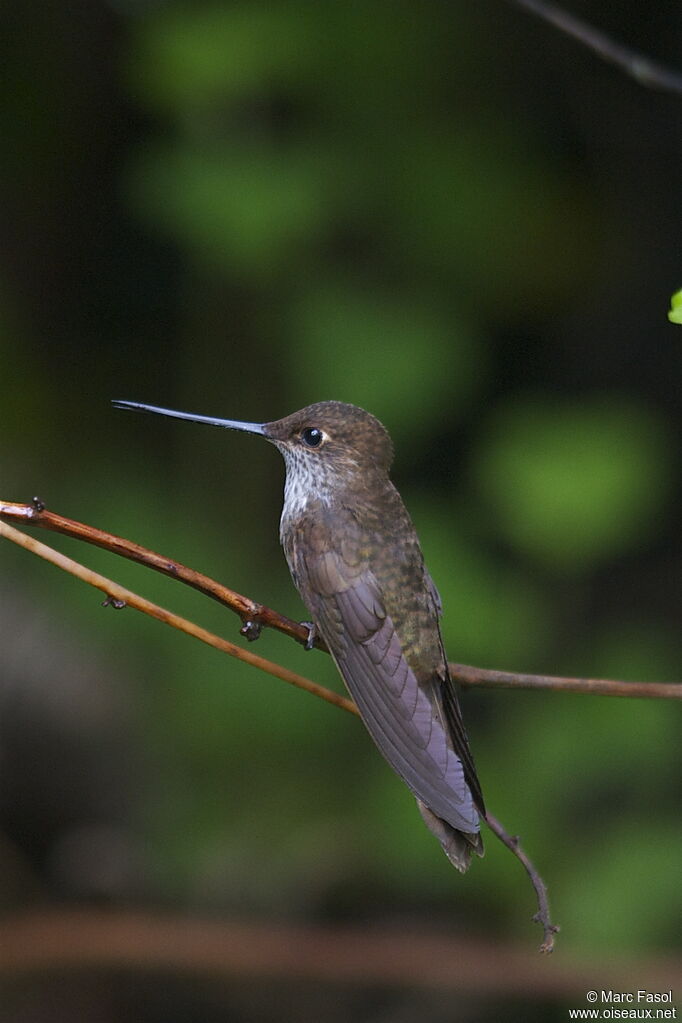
[{"left": 1, "top": 1, "right": 681, "bottom": 1019}]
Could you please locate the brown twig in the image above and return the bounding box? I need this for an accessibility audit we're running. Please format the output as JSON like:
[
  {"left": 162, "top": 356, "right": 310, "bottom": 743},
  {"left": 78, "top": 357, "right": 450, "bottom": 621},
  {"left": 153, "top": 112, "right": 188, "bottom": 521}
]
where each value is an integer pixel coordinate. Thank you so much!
[
  {"left": 2, "top": 500, "right": 679, "bottom": 701},
  {"left": 483, "top": 812, "right": 558, "bottom": 953},
  {"left": 507, "top": 0, "right": 682, "bottom": 95},
  {"left": 450, "top": 663, "right": 682, "bottom": 702},
  {"left": 0, "top": 499, "right": 320, "bottom": 649},
  {"left": 0, "top": 518, "right": 354, "bottom": 717}
]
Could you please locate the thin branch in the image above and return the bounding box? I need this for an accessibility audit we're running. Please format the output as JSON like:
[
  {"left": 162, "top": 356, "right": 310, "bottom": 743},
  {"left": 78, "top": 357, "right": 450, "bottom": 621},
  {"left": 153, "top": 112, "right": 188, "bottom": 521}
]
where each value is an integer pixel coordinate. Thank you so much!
[
  {"left": 1, "top": 500, "right": 679, "bottom": 700},
  {"left": 507, "top": 0, "right": 682, "bottom": 95},
  {"left": 0, "top": 499, "right": 320, "bottom": 649},
  {"left": 0, "top": 519, "right": 355, "bottom": 717},
  {"left": 484, "top": 812, "right": 558, "bottom": 953},
  {"left": 450, "top": 663, "right": 682, "bottom": 702}
]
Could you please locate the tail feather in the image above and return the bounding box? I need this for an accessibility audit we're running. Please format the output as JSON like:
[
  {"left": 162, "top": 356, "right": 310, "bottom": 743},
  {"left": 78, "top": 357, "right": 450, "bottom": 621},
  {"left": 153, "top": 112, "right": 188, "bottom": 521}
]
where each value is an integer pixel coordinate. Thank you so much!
[{"left": 416, "top": 799, "right": 484, "bottom": 873}]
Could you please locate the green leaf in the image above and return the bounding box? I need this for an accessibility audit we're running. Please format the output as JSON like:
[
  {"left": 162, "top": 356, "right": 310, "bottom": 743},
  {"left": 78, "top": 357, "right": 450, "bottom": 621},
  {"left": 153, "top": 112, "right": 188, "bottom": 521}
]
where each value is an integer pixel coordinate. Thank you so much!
[{"left": 668, "top": 288, "right": 682, "bottom": 324}]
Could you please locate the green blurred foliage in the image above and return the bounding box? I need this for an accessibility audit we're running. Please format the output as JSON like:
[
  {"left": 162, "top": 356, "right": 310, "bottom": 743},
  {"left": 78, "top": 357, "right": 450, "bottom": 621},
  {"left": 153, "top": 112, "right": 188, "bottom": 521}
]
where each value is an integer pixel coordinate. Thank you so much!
[
  {"left": 127, "top": 2, "right": 589, "bottom": 306},
  {"left": 409, "top": 499, "right": 554, "bottom": 666},
  {"left": 1, "top": 3, "right": 681, "bottom": 1006},
  {"left": 474, "top": 395, "right": 672, "bottom": 571},
  {"left": 286, "top": 282, "right": 484, "bottom": 438}
]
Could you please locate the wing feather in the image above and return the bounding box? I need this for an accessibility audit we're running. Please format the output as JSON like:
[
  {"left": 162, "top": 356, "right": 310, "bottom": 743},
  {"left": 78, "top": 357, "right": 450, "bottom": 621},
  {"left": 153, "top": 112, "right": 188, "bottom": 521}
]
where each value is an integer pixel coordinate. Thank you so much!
[{"left": 307, "top": 553, "right": 480, "bottom": 835}]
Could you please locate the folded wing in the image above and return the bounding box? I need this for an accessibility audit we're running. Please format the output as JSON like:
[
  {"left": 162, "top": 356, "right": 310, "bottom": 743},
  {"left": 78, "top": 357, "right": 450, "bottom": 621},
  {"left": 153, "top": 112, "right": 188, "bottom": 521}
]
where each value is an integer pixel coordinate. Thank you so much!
[{"left": 304, "top": 548, "right": 481, "bottom": 840}]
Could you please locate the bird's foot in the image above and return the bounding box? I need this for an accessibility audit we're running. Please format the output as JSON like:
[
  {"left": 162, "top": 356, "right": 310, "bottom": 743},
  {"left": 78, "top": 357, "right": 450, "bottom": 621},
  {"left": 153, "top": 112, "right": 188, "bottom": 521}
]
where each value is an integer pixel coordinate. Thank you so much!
[
  {"left": 240, "top": 618, "right": 263, "bottom": 642},
  {"left": 301, "top": 621, "right": 317, "bottom": 651}
]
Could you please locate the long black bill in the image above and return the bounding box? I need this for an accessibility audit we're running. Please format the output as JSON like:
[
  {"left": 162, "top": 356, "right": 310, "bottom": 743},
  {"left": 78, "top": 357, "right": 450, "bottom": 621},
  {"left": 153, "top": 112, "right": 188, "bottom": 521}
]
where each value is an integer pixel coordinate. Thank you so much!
[{"left": 112, "top": 400, "right": 265, "bottom": 436}]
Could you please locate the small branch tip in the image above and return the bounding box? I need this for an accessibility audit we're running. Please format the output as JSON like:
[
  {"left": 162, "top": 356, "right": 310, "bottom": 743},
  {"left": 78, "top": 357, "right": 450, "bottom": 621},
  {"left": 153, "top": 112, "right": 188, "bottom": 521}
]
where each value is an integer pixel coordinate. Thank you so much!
[{"left": 484, "top": 811, "right": 559, "bottom": 953}]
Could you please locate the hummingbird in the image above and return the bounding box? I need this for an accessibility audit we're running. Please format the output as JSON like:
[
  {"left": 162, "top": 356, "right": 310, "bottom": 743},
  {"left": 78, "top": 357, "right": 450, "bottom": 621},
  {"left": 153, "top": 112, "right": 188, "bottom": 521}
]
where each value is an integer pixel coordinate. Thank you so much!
[{"left": 113, "top": 399, "right": 485, "bottom": 871}]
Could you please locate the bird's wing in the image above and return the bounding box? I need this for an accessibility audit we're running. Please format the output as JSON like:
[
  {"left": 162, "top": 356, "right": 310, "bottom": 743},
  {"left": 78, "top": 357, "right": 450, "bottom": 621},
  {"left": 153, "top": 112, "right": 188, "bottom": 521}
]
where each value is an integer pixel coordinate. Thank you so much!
[
  {"left": 436, "top": 668, "right": 486, "bottom": 816},
  {"left": 302, "top": 546, "right": 480, "bottom": 836},
  {"left": 423, "top": 569, "right": 486, "bottom": 815}
]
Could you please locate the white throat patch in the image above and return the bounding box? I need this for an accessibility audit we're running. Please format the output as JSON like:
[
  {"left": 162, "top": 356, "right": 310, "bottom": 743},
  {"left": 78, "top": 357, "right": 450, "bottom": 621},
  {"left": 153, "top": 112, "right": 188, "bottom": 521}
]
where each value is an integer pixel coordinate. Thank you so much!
[{"left": 278, "top": 445, "right": 336, "bottom": 537}]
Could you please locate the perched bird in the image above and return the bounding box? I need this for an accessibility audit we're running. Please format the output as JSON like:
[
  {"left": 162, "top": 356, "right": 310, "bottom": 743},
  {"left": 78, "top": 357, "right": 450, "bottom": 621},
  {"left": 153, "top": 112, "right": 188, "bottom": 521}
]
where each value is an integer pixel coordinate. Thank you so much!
[{"left": 113, "top": 399, "right": 485, "bottom": 871}]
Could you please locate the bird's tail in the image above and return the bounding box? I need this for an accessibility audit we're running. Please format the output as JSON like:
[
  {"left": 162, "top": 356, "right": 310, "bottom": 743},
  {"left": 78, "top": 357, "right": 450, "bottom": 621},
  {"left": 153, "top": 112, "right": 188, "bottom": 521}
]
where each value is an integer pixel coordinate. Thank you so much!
[{"left": 416, "top": 800, "right": 484, "bottom": 873}]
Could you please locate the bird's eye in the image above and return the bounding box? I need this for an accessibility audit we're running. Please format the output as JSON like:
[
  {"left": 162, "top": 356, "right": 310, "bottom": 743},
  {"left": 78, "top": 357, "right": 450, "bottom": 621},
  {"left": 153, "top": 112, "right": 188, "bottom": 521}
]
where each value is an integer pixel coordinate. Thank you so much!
[{"left": 301, "top": 427, "right": 324, "bottom": 448}]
